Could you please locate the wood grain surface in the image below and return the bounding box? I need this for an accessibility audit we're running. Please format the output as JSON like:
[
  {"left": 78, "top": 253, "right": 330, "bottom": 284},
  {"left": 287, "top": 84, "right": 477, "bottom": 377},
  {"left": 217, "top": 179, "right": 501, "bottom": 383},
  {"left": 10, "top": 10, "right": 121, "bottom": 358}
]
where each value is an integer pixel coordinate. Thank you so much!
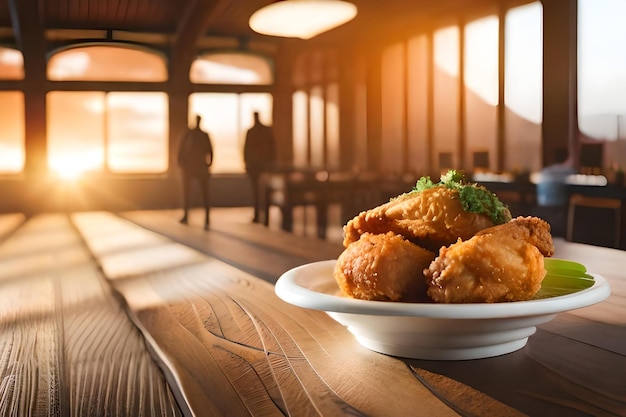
[
  {"left": 2, "top": 209, "right": 625, "bottom": 416},
  {"left": 119, "top": 210, "right": 626, "bottom": 417},
  {"left": 0, "top": 214, "right": 183, "bottom": 416}
]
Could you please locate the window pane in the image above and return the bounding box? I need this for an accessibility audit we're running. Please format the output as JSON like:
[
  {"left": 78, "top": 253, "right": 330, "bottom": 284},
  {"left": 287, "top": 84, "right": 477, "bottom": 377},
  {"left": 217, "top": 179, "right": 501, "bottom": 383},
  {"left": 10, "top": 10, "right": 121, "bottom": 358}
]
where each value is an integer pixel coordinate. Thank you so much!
[
  {"left": 189, "top": 93, "right": 239, "bottom": 173},
  {"left": 0, "top": 47, "right": 24, "bottom": 80},
  {"left": 381, "top": 42, "right": 405, "bottom": 174},
  {"left": 48, "top": 45, "right": 167, "bottom": 81},
  {"left": 505, "top": 3, "right": 542, "bottom": 123},
  {"left": 464, "top": 15, "right": 498, "bottom": 171},
  {"left": 433, "top": 25, "right": 460, "bottom": 171},
  {"left": 190, "top": 52, "right": 273, "bottom": 85},
  {"left": 48, "top": 91, "right": 168, "bottom": 177},
  {"left": 465, "top": 16, "right": 499, "bottom": 106},
  {"left": 578, "top": 0, "right": 626, "bottom": 142},
  {"left": 293, "top": 91, "right": 308, "bottom": 168},
  {"left": 353, "top": 80, "right": 368, "bottom": 171},
  {"left": 188, "top": 92, "right": 272, "bottom": 174},
  {"left": 0, "top": 92, "right": 25, "bottom": 173},
  {"left": 504, "top": 1, "right": 542, "bottom": 172},
  {"left": 310, "top": 86, "right": 324, "bottom": 167},
  {"left": 326, "top": 83, "right": 340, "bottom": 169},
  {"left": 407, "top": 34, "right": 429, "bottom": 175},
  {"left": 47, "top": 91, "right": 105, "bottom": 178},
  {"left": 107, "top": 92, "right": 168, "bottom": 173}
]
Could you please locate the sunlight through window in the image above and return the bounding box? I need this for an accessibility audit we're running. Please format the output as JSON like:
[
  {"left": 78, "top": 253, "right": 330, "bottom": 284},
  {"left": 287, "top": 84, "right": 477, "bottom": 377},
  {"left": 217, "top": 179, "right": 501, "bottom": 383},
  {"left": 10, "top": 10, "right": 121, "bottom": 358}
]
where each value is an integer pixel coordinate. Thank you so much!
[
  {"left": 434, "top": 26, "right": 460, "bottom": 77},
  {"left": 504, "top": 1, "right": 543, "bottom": 172},
  {"left": 47, "top": 91, "right": 169, "bottom": 177},
  {"left": 505, "top": 2, "right": 542, "bottom": 124},
  {"left": 190, "top": 52, "right": 273, "bottom": 85},
  {"left": 48, "top": 45, "right": 167, "bottom": 82},
  {"left": 310, "top": 86, "right": 325, "bottom": 167},
  {"left": 47, "top": 92, "right": 105, "bottom": 178},
  {"left": 434, "top": 25, "right": 460, "bottom": 167},
  {"left": 0, "top": 47, "right": 24, "bottom": 80},
  {"left": 293, "top": 91, "right": 308, "bottom": 168},
  {"left": 381, "top": 42, "right": 405, "bottom": 174},
  {"left": 0, "top": 92, "right": 25, "bottom": 174},
  {"left": 189, "top": 93, "right": 272, "bottom": 173},
  {"left": 107, "top": 93, "right": 168, "bottom": 173},
  {"left": 464, "top": 15, "right": 499, "bottom": 171},
  {"left": 578, "top": 0, "right": 626, "bottom": 141},
  {"left": 465, "top": 16, "right": 499, "bottom": 107},
  {"left": 326, "top": 84, "right": 340, "bottom": 170},
  {"left": 407, "top": 34, "right": 429, "bottom": 174}
]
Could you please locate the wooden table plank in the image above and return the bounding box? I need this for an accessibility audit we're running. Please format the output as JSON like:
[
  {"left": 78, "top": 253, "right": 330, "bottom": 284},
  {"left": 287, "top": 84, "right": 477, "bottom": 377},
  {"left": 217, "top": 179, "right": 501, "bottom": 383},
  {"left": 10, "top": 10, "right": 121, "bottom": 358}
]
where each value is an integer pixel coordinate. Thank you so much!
[
  {"left": 98, "top": 263, "right": 467, "bottom": 416},
  {"left": 0, "top": 213, "right": 25, "bottom": 243},
  {"left": 69, "top": 210, "right": 626, "bottom": 417},
  {"left": 0, "top": 214, "right": 184, "bottom": 416},
  {"left": 119, "top": 209, "right": 344, "bottom": 283},
  {"left": 71, "top": 211, "right": 535, "bottom": 417}
]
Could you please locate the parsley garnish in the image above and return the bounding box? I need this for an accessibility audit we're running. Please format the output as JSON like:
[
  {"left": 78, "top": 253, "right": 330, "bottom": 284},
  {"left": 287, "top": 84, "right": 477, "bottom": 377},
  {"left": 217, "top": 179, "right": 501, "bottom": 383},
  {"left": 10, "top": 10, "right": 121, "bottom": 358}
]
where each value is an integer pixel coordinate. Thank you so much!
[{"left": 411, "top": 170, "right": 511, "bottom": 224}]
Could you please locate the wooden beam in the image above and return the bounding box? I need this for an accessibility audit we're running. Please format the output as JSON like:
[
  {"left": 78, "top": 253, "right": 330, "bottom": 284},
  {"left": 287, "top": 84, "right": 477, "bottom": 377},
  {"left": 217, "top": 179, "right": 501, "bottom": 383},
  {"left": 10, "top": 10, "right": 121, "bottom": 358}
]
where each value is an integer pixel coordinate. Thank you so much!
[
  {"left": 8, "top": 0, "right": 45, "bottom": 55},
  {"left": 169, "top": 0, "right": 235, "bottom": 80},
  {"left": 8, "top": 0, "right": 48, "bottom": 178}
]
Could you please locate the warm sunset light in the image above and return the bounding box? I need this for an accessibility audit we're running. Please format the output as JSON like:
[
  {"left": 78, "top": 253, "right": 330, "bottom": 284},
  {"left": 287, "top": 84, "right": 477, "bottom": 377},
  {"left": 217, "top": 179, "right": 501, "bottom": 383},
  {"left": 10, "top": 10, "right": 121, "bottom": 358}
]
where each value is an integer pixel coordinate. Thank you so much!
[
  {"left": 51, "top": 166, "right": 84, "bottom": 181},
  {"left": 48, "top": 151, "right": 103, "bottom": 180}
]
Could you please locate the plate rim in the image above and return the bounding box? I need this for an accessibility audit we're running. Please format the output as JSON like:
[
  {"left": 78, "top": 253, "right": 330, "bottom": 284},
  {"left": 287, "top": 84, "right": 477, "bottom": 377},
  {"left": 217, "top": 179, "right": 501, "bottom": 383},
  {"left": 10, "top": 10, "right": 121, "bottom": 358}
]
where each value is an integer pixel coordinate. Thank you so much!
[{"left": 275, "top": 259, "right": 611, "bottom": 319}]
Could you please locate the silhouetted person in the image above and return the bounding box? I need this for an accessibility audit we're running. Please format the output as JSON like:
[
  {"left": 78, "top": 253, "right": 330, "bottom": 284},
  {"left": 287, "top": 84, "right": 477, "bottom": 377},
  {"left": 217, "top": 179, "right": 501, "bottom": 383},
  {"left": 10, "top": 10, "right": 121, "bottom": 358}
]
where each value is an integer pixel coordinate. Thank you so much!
[
  {"left": 178, "top": 114, "right": 213, "bottom": 229},
  {"left": 244, "top": 111, "right": 276, "bottom": 223}
]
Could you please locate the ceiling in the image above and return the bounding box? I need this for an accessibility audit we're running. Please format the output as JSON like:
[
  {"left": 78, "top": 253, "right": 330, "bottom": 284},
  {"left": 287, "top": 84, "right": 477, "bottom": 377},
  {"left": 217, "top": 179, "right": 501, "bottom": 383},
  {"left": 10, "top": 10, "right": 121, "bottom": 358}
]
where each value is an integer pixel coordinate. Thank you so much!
[{"left": 0, "top": 0, "right": 534, "bottom": 60}]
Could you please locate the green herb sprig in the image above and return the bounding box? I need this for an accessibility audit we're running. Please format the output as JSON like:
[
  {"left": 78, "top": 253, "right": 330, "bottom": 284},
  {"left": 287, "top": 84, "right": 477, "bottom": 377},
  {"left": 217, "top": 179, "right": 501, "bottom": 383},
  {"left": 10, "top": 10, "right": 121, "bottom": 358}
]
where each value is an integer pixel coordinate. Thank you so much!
[{"left": 411, "top": 170, "right": 511, "bottom": 224}]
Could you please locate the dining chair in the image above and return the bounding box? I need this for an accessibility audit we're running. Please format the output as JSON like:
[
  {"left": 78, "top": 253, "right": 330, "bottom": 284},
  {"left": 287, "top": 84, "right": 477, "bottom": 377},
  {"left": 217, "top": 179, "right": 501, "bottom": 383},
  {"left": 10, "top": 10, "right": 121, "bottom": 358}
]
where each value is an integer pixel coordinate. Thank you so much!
[{"left": 566, "top": 193, "right": 622, "bottom": 248}]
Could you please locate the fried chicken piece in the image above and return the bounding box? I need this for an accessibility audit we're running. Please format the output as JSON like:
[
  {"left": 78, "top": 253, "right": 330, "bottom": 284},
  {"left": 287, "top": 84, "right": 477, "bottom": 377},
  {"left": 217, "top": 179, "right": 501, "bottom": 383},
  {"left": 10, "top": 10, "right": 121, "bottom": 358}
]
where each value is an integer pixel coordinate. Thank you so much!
[
  {"left": 343, "top": 186, "right": 503, "bottom": 252},
  {"left": 334, "top": 232, "right": 436, "bottom": 302},
  {"left": 425, "top": 216, "right": 554, "bottom": 303},
  {"left": 475, "top": 215, "right": 555, "bottom": 257}
]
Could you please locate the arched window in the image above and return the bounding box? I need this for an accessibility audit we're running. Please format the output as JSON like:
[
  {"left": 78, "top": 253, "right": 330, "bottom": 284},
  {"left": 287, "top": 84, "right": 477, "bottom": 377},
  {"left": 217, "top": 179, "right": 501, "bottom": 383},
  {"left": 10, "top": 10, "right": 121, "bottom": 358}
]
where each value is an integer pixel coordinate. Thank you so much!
[
  {"left": 189, "top": 51, "right": 274, "bottom": 174},
  {"left": 190, "top": 51, "right": 273, "bottom": 85},
  {"left": 48, "top": 44, "right": 167, "bottom": 82},
  {"left": 0, "top": 47, "right": 24, "bottom": 80},
  {"left": 46, "top": 44, "right": 168, "bottom": 178}
]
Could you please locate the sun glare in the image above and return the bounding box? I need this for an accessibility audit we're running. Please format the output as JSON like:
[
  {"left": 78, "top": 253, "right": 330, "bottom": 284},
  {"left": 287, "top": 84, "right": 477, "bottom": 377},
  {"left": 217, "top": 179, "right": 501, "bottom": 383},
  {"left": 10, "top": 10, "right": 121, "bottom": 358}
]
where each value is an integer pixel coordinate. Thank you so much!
[
  {"left": 52, "top": 165, "right": 83, "bottom": 181},
  {"left": 49, "top": 153, "right": 102, "bottom": 181}
]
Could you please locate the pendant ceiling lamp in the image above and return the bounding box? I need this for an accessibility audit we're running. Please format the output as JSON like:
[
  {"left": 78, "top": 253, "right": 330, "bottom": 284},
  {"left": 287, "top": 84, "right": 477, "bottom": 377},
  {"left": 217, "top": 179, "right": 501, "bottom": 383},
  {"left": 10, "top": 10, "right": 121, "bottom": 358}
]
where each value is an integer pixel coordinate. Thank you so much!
[{"left": 249, "top": 0, "right": 358, "bottom": 40}]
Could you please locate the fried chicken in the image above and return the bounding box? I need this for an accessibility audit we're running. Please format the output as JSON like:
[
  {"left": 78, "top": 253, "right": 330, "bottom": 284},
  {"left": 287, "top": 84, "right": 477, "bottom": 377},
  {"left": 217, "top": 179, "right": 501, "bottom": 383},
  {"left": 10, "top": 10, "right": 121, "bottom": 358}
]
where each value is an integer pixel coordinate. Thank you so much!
[
  {"left": 343, "top": 186, "right": 505, "bottom": 252},
  {"left": 425, "top": 216, "right": 554, "bottom": 303},
  {"left": 334, "top": 232, "right": 436, "bottom": 302}
]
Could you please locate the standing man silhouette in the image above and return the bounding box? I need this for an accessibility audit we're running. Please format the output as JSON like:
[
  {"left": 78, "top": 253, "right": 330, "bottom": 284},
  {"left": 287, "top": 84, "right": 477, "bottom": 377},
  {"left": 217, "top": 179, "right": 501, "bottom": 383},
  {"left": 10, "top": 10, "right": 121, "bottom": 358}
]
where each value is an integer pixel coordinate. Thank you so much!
[
  {"left": 178, "top": 114, "right": 214, "bottom": 229},
  {"left": 244, "top": 111, "right": 276, "bottom": 223}
]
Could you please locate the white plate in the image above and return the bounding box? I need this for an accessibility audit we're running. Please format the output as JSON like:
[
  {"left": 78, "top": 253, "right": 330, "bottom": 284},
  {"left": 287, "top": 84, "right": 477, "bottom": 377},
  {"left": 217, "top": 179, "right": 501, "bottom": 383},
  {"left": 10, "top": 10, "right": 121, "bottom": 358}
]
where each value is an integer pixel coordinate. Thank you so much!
[{"left": 275, "top": 260, "right": 611, "bottom": 360}]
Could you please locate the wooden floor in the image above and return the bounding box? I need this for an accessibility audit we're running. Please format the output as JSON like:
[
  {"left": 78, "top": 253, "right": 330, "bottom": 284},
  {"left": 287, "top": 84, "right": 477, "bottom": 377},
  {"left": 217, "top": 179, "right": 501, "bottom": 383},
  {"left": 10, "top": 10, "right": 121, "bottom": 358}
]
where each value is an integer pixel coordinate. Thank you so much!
[{"left": 0, "top": 207, "right": 345, "bottom": 416}]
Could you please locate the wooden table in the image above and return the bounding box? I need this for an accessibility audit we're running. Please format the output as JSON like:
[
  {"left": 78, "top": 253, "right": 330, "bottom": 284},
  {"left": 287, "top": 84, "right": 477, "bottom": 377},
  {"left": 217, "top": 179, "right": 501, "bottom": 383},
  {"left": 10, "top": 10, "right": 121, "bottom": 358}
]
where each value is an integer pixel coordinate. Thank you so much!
[
  {"left": 260, "top": 170, "right": 392, "bottom": 239},
  {"left": 1, "top": 209, "right": 625, "bottom": 416}
]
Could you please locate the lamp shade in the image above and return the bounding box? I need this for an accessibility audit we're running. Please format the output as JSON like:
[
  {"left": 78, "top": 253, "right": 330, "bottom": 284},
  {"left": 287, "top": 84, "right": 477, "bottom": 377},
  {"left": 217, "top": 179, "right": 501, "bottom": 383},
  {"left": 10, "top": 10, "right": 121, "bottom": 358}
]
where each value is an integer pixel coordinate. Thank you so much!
[{"left": 249, "top": 0, "right": 358, "bottom": 40}]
